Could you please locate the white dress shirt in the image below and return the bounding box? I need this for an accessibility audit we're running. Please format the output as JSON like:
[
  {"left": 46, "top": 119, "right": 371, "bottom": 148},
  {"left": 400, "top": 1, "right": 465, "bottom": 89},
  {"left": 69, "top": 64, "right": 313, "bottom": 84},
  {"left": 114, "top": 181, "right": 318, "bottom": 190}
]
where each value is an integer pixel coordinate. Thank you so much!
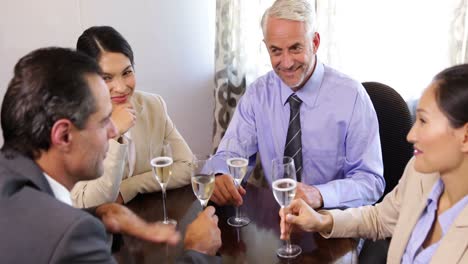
[{"left": 43, "top": 172, "right": 72, "bottom": 206}]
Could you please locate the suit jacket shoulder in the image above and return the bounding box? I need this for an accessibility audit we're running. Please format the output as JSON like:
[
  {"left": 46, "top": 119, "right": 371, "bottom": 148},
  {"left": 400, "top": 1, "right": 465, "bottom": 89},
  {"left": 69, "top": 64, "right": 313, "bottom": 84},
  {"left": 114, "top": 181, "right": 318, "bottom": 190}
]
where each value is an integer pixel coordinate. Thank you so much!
[
  {"left": 0, "top": 150, "right": 115, "bottom": 264},
  {"left": 132, "top": 90, "right": 165, "bottom": 116}
]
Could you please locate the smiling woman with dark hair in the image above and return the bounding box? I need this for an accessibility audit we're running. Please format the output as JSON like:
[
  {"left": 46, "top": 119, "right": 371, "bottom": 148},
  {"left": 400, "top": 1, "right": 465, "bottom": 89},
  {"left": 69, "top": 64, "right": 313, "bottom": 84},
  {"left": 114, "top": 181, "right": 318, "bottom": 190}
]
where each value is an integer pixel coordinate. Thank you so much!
[
  {"left": 280, "top": 64, "right": 468, "bottom": 263},
  {"left": 71, "top": 26, "right": 193, "bottom": 207}
]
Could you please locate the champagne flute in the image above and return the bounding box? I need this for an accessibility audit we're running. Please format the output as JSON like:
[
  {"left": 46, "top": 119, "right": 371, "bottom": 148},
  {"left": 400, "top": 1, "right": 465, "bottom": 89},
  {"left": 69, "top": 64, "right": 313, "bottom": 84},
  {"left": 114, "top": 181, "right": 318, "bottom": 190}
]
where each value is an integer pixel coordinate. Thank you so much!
[
  {"left": 271, "top": 156, "right": 302, "bottom": 258},
  {"left": 191, "top": 155, "right": 215, "bottom": 209},
  {"left": 226, "top": 138, "right": 251, "bottom": 227},
  {"left": 150, "top": 141, "right": 177, "bottom": 225}
]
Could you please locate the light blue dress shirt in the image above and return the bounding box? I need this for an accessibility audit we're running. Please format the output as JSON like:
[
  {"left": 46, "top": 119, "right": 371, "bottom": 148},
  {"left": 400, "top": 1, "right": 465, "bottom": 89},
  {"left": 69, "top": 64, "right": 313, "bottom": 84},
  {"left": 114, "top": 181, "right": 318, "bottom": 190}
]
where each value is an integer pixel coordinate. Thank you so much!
[
  {"left": 402, "top": 179, "right": 468, "bottom": 263},
  {"left": 212, "top": 61, "right": 384, "bottom": 208}
]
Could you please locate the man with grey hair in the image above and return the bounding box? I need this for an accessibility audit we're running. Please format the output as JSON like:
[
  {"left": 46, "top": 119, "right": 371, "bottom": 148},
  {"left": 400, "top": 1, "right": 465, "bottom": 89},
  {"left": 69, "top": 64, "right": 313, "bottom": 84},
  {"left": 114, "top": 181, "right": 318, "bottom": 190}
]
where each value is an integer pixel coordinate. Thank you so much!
[{"left": 210, "top": 0, "right": 384, "bottom": 211}]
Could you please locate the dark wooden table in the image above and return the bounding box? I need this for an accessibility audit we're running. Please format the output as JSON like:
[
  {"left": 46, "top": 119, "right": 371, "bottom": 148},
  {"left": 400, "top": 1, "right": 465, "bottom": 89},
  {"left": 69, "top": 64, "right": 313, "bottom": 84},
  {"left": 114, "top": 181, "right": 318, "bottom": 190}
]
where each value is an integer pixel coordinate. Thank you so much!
[{"left": 113, "top": 183, "right": 359, "bottom": 263}]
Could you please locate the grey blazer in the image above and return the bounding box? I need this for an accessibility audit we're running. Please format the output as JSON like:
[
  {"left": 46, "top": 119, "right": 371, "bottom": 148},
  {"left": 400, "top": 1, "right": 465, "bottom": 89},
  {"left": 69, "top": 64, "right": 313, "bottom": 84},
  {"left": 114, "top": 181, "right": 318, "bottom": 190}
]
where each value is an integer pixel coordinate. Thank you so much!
[
  {"left": 0, "top": 149, "right": 116, "bottom": 264},
  {"left": 0, "top": 149, "right": 221, "bottom": 264}
]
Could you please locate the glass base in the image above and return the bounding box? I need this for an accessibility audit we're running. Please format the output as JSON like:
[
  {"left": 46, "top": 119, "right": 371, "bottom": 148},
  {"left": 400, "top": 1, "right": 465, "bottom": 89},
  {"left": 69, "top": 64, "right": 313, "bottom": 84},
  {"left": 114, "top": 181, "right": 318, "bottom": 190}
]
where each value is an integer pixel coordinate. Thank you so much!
[
  {"left": 162, "top": 218, "right": 177, "bottom": 226},
  {"left": 227, "top": 216, "right": 250, "bottom": 227},
  {"left": 276, "top": 244, "right": 302, "bottom": 258}
]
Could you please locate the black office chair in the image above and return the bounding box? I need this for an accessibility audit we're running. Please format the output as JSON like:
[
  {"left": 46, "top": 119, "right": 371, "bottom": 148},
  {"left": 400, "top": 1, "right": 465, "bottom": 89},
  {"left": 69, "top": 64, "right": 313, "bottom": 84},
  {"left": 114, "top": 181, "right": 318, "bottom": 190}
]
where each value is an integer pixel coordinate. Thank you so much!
[
  {"left": 358, "top": 82, "right": 414, "bottom": 263},
  {"left": 363, "top": 81, "right": 413, "bottom": 199}
]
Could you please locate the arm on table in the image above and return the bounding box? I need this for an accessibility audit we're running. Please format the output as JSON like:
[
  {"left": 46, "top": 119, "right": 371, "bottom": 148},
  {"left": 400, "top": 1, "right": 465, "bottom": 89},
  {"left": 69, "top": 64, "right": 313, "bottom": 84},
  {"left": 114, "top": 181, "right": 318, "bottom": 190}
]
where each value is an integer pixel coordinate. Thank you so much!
[
  {"left": 295, "top": 183, "right": 324, "bottom": 209},
  {"left": 211, "top": 174, "right": 246, "bottom": 206},
  {"left": 279, "top": 199, "right": 333, "bottom": 240},
  {"left": 95, "top": 203, "right": 180, "bottom": 245},
  {"left": 119, "top": 96, "right": 193, "bottom": 203},
  {"left": 282, "top": 159, "right": 412, "bottom": 240},
  {"left": 315, "top": 89, "right": 384, "bottom": 208},
  {"left": 210, "top": 91, "right": 258, "bottom": 206},
  {"left": 177, "top": 206, "right": 222, "bottom": 263}
]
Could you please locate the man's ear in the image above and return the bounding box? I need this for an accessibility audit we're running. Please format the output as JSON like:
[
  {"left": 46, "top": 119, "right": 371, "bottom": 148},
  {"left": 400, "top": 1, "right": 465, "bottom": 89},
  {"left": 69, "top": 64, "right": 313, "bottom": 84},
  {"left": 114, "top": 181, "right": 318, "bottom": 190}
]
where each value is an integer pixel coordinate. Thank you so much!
[
  {"left": 312, "top": 32, "right": 320, "bottom": 53},
  {"left": 50, "top": 119, "right": 74, "bottom": 151}
]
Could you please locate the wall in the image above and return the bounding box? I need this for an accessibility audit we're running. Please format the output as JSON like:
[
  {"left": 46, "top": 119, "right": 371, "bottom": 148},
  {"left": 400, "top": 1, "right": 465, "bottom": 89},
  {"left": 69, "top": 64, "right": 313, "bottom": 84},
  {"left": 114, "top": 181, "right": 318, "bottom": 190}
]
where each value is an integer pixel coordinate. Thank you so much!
[{"left": 0, "top": 0, "right": 215, "bottom": 155}]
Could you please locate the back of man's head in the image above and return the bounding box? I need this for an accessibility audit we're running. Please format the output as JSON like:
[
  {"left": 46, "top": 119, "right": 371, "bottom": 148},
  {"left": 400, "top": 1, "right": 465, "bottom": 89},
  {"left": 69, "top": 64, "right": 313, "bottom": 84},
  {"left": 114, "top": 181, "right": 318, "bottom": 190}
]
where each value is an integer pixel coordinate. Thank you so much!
[{"left": 1, "top": 47, "right": 101, "bottom": 159}]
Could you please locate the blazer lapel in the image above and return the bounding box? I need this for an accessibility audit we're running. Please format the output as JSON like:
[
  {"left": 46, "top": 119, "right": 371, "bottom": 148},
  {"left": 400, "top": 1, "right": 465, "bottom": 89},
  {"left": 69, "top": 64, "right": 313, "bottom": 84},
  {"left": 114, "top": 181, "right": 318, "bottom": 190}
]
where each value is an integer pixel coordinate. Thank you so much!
[
  {"left": 129, "top": 93, "right": 149, "bottom": 173},
  {"left": 430, "top": 203, "right": 468, "bottom": 263},
  {"left": 392, "top": 172, "right": 440, "bottom": 260}
]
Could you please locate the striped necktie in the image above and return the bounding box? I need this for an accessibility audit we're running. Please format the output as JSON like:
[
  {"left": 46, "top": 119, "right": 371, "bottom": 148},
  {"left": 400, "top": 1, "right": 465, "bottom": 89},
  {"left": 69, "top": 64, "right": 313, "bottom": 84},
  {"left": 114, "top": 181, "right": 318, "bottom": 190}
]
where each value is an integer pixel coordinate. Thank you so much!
[{"left": 284, "top": 94, "right": 303, "bottom": 181}]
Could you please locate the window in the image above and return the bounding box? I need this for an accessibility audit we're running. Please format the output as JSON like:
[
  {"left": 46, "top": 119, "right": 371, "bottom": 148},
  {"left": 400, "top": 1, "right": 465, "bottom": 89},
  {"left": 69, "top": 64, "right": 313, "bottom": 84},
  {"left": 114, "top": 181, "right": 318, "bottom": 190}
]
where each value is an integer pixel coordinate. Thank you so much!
[{"left": 317, "top": 0, "right": 459, "bottom": 100}]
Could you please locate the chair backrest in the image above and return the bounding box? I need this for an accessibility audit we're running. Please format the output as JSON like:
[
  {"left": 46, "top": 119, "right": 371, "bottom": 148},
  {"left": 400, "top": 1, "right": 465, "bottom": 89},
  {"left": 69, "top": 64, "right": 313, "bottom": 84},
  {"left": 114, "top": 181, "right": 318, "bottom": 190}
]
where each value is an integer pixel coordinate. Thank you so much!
[{"left": 362, "top": 82, "right": 413, "bottom": 199}]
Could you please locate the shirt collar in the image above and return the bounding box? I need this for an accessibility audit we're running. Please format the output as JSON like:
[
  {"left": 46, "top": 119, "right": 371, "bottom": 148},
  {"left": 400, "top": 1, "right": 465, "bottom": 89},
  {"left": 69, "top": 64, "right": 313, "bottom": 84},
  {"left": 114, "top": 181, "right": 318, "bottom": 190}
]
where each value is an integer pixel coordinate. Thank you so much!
[
  {"left": 426, "top": 178, "right": 444, "bottom": 205},
  {"left": 280, "top": 57, "right": 324, "bottom": 109},
  {"left": 43, "top": 172, "right": 72, "bottom": 206}
]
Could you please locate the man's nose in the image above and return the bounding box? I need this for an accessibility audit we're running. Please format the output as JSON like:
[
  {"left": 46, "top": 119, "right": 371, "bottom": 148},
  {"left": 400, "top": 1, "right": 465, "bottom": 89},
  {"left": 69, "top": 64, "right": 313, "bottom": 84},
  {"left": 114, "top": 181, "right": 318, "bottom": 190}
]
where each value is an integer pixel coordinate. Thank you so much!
[{"left": 280, "top": 52, "right": 294, "bottom": 69}]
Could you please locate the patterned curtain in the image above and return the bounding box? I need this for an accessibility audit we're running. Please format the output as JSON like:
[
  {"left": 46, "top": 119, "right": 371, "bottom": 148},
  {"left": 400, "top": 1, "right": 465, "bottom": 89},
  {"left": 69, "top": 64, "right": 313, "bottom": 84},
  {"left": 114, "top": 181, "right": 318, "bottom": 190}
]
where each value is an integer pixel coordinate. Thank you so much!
[
  {"left": 212, "top": 0, "right": 247, "bottom": 153},
  {"left": 212, "top": 0, "right": 272, "bottom": 152},
  {"left": 212, "top": 0, "right": 274, "bottom": 186},
  {"left": 451, "top": 0, "right": 468, "bottom": 64}
]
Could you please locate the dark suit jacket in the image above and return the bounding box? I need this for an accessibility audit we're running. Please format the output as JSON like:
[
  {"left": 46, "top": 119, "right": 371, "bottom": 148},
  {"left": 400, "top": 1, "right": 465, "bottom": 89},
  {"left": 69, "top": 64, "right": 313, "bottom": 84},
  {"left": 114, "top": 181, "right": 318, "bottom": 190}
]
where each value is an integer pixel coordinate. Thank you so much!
[
  {"left": 0, "top": 149, "right": 221, "bottom": 264},
  {"left": 0, "top": 149, "right": 115, "bottom": 263}
]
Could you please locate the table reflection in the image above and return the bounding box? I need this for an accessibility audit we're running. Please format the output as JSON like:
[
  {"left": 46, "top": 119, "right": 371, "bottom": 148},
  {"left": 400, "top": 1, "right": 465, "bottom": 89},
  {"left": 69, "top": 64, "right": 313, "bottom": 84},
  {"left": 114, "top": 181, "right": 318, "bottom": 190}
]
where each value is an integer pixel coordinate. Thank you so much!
[{"left": 113, "top": 183, "right": 359, "bottom": 263}]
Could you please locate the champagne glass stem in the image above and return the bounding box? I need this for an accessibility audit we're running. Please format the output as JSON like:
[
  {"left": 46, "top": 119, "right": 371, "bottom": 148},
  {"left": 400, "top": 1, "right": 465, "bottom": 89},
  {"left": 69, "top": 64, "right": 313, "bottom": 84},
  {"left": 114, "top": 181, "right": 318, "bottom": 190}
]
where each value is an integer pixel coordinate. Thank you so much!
[
  {"left": 234, "top": 181, "right": 242, "bottom": 219},
  {"left": 283, "top": 205, "right": 293, "bottom": 253},
  {"left": 285, "top": 239, "right": 292, "bottom": 253},
  {"left": 235, "top": 205, "right": 241, "bottom": 220},
  {"left": 161, "top": 187, "right": 168, "bottom": 222},
  {"left": 227, "top": 180, "right": 250, "bottom": 227}
]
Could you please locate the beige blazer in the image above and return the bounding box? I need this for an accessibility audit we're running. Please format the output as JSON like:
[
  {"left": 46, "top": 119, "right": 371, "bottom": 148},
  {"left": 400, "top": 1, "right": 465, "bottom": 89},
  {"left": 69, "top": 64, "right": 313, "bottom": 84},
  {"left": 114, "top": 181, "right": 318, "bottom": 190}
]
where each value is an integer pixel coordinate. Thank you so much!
[
  {"left": 324, "top": 157, "right": 468, "bottom": 263},
  {"left": 72, "top": 91, "right": 193, "bottom": 207}
]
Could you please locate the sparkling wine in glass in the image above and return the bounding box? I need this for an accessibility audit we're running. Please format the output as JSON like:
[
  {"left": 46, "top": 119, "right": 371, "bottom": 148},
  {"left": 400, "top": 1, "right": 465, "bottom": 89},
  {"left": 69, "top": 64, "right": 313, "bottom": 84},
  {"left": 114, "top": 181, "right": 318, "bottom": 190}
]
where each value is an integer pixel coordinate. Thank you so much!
[
  {"left": 150, "top": 141, "right": 177, "bottom": 225},
  {"left": 272, "top": 178, "right": 297, "bottom": 207},
  {"left": 271, "top": 156, "right": 302, "bottom": 258},
  {"left": 191, "top": 155, "right": 215, "bottom": 209},
  {"left": 226, "top": 138, "right": 251, "bottom": 227}
]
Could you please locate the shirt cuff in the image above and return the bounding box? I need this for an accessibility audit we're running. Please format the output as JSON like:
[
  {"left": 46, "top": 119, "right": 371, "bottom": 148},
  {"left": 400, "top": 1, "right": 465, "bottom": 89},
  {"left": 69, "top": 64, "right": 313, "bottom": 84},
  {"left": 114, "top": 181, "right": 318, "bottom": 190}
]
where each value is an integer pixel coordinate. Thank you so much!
[
  {"left": 319, "top": 209, "right": 352, "bottom": 238},
  {"left": 314, "top": 183, "right": 339, "bottom": 209},
  {"left": 107, "top": 136, "right": 128, "bottom": 153},
  {"left": 317, "top": 210, "right": 334, "bottom": 238}
]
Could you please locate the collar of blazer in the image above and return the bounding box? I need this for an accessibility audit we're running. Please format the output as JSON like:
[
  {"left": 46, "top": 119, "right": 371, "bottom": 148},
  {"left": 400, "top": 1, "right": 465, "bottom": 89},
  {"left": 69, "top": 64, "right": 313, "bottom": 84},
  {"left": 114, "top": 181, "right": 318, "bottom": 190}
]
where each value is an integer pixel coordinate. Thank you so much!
[
  {"left": 0, "top": 148, "right": 53, "bottom": 197},
  {"left": 430, "top": 205, "right": 468, "bottom": 263},
  {"left": 432, "top": 178, "right": 468, "bottom": 263},
  {"left": 390, "top": 166, "right": 439, "bottom": 262}
]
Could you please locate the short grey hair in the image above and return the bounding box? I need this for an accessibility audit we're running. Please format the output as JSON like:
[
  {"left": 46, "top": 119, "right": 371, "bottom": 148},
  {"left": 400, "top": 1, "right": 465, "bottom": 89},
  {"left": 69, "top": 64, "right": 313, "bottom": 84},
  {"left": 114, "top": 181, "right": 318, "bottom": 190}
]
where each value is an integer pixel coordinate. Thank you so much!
[{"left": 261, "top": 0, "right": 317, "bottom": 37}]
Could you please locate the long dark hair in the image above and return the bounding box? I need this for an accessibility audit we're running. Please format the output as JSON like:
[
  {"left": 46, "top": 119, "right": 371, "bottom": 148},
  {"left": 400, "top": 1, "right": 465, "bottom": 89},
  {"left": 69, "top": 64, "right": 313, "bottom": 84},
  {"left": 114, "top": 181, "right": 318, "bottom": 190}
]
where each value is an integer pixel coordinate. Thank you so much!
[
  {"left": 433, "top": 64, "right": 468, "bottom": 128},
  {"left": 77, "top": 26, "right": 134, "bottom": 66}
]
